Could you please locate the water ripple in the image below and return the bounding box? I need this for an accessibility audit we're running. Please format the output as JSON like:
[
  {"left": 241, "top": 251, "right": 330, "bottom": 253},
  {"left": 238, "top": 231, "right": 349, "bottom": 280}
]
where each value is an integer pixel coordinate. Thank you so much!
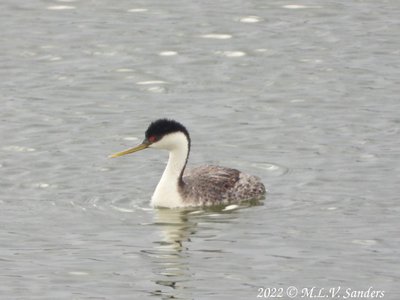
[
  {"left": 251, "top": 162, "right": 289, "bottom": 176},
  {"left": 201, "top": 33, "right": 232, "bottom": 39},
  {"left": 46, "top": 5, "right": 76, "bottom": 10}
]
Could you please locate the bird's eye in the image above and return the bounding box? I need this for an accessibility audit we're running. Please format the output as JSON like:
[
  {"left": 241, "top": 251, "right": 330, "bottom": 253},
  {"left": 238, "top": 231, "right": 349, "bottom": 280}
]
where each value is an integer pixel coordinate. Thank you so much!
[{"left": 148, "top": 136, "right": 157, "bottom": 143}]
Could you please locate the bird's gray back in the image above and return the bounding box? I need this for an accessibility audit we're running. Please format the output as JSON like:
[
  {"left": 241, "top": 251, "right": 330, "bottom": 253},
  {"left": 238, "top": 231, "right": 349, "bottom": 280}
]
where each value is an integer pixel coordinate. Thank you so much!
[{"left": 180, "top": 165, "right": 265, "bottom": 206}]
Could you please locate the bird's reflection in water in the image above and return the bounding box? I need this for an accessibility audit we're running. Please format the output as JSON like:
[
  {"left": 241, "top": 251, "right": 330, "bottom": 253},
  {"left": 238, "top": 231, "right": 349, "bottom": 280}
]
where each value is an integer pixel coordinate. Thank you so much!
[
  {"left": 146, "top": 208, "right": 198, "bottom": 299},
  {"left": 144, "top": 201, "right": 262, "bottom": 299}
]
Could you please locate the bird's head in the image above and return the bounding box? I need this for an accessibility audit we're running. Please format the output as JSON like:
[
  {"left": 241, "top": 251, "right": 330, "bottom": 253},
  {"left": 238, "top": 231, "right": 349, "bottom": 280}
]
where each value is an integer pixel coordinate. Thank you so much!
[{"left": 109, "top": 119, "right": 190, "bottom": 158}]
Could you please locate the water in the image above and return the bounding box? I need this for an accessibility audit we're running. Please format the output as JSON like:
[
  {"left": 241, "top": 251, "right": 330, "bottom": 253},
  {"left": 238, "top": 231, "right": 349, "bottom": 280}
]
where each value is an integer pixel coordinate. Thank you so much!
[{"left": 1, "top": 0, "right": 399, "bottom": 299}]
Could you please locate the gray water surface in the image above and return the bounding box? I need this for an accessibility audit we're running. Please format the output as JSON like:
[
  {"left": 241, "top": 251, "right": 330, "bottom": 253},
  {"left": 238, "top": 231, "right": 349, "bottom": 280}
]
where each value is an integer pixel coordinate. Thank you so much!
[{"left": 1, "top": 0, "right": 400, "bottom": 299}]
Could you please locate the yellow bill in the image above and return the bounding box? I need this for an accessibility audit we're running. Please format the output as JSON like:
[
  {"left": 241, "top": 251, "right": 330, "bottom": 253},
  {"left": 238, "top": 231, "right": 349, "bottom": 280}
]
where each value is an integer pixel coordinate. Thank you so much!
[{"left": 109, "top": 143, "right": 149, "bottom": 158}]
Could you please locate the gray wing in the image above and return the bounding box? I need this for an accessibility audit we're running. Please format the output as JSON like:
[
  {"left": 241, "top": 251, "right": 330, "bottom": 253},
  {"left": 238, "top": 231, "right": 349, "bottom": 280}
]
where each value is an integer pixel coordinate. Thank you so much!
[{"left": 181, "top": 165, "right": 265, "bottom": 206}]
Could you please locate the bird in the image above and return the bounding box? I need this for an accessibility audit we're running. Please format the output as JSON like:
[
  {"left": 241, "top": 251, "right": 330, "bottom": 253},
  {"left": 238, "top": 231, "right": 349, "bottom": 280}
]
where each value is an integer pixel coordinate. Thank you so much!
[{"left": 110, "top": 119, "right": 266, "bottom": 208}]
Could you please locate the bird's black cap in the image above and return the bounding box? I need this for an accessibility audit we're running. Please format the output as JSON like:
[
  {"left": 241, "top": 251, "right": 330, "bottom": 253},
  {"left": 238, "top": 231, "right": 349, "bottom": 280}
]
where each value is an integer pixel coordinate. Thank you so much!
[{"left": 145, "top": 119, "right": 190, "bottom": 141}]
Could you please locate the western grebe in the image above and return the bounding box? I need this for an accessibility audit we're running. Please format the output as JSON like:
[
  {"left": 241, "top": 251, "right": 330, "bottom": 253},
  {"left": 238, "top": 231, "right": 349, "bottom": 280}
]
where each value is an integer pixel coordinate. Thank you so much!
[{"left": 110, "top": 119, "right": 266, "bottom": 208}]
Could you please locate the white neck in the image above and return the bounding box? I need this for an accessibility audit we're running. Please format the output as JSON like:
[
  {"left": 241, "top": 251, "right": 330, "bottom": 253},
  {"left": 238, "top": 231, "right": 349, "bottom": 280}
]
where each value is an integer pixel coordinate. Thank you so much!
[{"left": 150, "top": 132, "right": 189, "bottom": 208}]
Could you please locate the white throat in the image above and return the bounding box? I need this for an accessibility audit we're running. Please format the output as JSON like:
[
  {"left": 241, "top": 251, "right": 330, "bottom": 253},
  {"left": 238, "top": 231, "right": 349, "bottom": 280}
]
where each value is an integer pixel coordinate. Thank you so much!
[{"left": 150, "top": 132, "right": 189, "bottom": 208}]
